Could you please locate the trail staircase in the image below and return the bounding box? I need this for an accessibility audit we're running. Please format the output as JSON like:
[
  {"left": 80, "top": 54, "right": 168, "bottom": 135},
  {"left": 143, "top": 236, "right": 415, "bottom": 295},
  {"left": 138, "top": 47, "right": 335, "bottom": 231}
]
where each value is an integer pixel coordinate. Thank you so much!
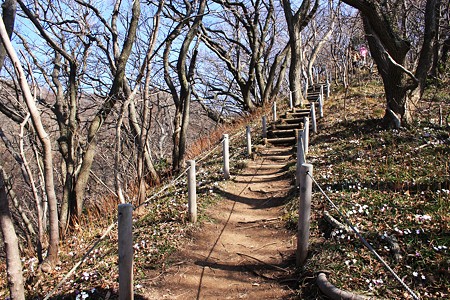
[{"left": 264, "top": 83, "right": 328, "bottom": 147}]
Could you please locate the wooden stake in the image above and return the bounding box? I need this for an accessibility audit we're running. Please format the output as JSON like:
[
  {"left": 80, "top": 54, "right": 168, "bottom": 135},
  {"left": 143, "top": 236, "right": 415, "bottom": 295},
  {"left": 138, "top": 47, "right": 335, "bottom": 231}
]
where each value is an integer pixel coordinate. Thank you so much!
[
  {"left": 304, "top": 81, "right": 309, "bottom": 99},
  {"left": 319, "top": 85, "right": 324, "bottom": 118},
  {"left": 311, "top": 104, "right": 317, "bottom": 134},
  {"left": 118, "top": 203, "right": 133, "bottom": 300},
  {"left": 289, "top": 92, "right": 293, "bottom": 110},
  {"left": 272, "top": 102, "right": 277, "bottom": 122},
  {"left": 303, "top": 117, "right": 309, "bottom": 155},
  {"left": 326, "top": 79, "right": 331, "bottom": 99},
  {"left": 246, "top": 126, "right": 252, "bottom": 156},
  {"left": 262, "top": 116, "right": 267, "bottom": 139},
  {"left": 223, "top": 134, "right": 230, "bottom": 179},
  {"left": 187, "top": 160, "right": 197, "bottom": 223},
  {"left": 297, "top": 164, "right": 313, "bottom": 267},
  {"left": 296, "top": 130, "right": 305, "bottom": 187}
]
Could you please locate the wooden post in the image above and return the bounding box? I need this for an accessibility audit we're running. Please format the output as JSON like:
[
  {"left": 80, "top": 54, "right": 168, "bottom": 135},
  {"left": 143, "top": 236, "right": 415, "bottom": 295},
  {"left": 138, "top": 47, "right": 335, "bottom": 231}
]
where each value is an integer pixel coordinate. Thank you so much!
[
  {"left": 320, "top": 84, "right": 324, "bottom": 103},
  {"left": 272, "top": 102, "right": 277, "bottom": 122},
  {"left": 310, "top": 104, "right": 317, "bottom": 134},
  {"left": 319, "top": 85, "right": 324, "bottom": 118},
  {"left": 439, "top": 105, "right": 443, "bottom": 127},
  {"left": 262, "top": 116, "right": 267, "bottom": 139},
  {"left": 318, "top": 93, "right": 324, "bottom": 118},
  {"left": 326, "top": 77, "right": 331, "bottom": 99},
  {"left": 187, "top": 160, "right": 197, "bottom": 223},
  {"left": 297, "top": 163, "right": 313, "bottom": 267},
  {"left": 304, "top": 81, "right": 309, "bottom": 100},
  {"left": 255, "top": 83, "right": 260, "bottom": 104},
  {"left": 296, "top": 130, "right": 305, "bottom": 187},
  {"left": 303, "top": 117, "right": 309, "bottom": 155},
  {"left": 118, "top": 203, "right": 133, "bottom": 300},
  {"left": 246, "top": 126, "right": 252, "bottom": 156},
  {"left": 223, "top": 134, "right": 230, "bottom": 180},
  {"left": 289, "top": 91, "right": 293, "bottom": 110}
]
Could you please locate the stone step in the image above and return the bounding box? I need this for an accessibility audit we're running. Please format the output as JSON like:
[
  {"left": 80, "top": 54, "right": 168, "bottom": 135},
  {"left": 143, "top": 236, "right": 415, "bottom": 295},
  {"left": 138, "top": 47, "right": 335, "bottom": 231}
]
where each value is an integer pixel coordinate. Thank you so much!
[
  {"left": 281, "top": 117, "right": 307, "bottom": 124},
  {"left": 289, "top": 108, "right": 311, "bottom": 113},
  {"left": 307, "top": 95, "right": 320, "bottom": 101},
  {"left": 247, "top": 163, "right": 289, "bottom": 170},
  {"left": 265, "top": 136, "right": 296, "bottom": 145},
  {"left": 270, "top": 123, "right": 303, "bottom": 130},
  {"left": 308, "top": 83, "right": 328, "bottom": 90},
  {"left": 251, "top": 171, "right": 289, "bottom": 178},
  {"left": 265, "top": 155, "right": 292, "bottom": 161},
  {"left": 283, "top": 111, "right": 310, "bottom": 119},
  {"left": 260, "top": 147, "right": 294, "bottom": 155},
  {"left": 268, "top": 129, "right": 297, "bottom": 138}
]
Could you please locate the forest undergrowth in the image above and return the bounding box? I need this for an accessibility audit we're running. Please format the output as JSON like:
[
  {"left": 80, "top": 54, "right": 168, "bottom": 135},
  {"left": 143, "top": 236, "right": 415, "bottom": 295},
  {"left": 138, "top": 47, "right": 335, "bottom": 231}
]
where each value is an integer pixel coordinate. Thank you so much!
[
  {"left": 0, "top": 77, "right": 449, "bottom": 299},
  {"left": 288, "top": 78, "right": 450, "bottom": 299}
]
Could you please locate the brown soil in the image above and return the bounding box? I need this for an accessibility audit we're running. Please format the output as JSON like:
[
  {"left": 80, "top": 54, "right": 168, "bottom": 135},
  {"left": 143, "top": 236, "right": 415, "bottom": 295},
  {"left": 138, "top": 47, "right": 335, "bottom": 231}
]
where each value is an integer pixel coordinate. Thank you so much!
[{"left": 141, "top": 145, "right": 299, "bottom": 299}]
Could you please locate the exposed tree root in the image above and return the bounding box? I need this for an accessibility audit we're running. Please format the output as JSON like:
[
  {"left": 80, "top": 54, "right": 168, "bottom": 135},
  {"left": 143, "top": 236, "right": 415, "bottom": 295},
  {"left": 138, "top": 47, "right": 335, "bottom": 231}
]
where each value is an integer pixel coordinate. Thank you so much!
[{"left": 316, "top": 272, "right": 377, "bottom": 300}]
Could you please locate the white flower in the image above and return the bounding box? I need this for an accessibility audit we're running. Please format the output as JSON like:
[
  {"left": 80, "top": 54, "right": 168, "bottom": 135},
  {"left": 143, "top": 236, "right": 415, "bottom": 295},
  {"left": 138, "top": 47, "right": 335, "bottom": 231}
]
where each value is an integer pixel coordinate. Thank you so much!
[
  {"left": 82, "top": 272, "right": 91, "bottom": 281},
  {"left": 373, "top": 279, "right": 383, "bottom": 285},
  {"left": 413, "top": 271, "right": 418, "bottom": 277}
]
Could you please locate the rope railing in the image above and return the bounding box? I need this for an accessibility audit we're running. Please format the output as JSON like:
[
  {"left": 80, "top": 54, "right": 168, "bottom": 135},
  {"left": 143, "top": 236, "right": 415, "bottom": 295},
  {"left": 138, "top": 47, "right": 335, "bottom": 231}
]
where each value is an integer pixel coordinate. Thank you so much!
[
  {"left": 44, "top": 126, "right": 247, "bottom": 299},
  {"left": 196, "top": 137, "right": 224, "bottom": 164},
  {"left": 291, "top": 86, "right": 418, "bottom": 299},
  {"left": 306, "top": 171, "right": 420, "bottom": 300}
]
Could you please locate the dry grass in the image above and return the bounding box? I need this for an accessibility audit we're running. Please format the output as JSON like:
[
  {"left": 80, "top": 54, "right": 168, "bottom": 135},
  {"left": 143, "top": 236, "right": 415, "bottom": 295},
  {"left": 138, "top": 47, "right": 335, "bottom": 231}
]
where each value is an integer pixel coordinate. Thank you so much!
[
  {"left": 0, "top": 98, "right": 264, "bottom": 299},
  {"left": 1, "top": 78, "right": 448, "bottom": 299},
  {"left": 287, "top": 78, "right": 450, "bottom": 299}
]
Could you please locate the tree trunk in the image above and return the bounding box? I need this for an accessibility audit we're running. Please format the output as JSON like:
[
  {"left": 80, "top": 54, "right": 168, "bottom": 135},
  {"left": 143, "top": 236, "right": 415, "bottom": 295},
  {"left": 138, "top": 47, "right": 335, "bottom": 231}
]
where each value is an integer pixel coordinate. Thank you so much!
[
  {"left": 0, "top": 165, "right": 25, "bottom": 300},
  {"left": 269, "top": 46, "right": 290, "bottom": 101},
  {"left": 0, "top": 14, "right": 60, "bottom": 270},
  {"left": 307, "top": 20, "right": 335, "bottom": 85},
  {"left": 291, "top": 27, "right": 306, "bottom": 106},
  {"left": 166, "top": 0, "right": 206, "bottom": 172},
  {"left": 127, "top": 97, "right": 160, "bottom": 184},
  {"left": 171, "top": 108, "right": 183, "bottom": 171},
  {"left": 0, "top": 0, "right": 16, "bottom": 71},
  {"left": 342, "top": 0, "right": 441, "bottom": 127},
  {"left": 282, "top": 0, "right": 319, "bottom": 106},
  {"left": 72, "top": 0, "right": 140, "bottom": 221},
  {"left": 360, "top": 0, "right": 439, "bottom": 127}
]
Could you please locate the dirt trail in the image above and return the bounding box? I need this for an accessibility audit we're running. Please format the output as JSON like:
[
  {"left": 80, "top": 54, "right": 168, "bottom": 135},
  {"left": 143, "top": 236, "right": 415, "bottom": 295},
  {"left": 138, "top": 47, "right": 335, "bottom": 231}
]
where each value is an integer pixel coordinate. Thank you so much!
[{"left": 143, "top": 145, "right": 298, "bottom": 299}]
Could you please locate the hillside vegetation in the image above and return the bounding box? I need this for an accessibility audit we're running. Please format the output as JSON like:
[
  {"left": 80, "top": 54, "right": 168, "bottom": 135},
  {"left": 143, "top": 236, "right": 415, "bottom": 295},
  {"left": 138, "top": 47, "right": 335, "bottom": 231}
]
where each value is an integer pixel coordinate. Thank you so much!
[
  {"left": 1, "top": 76, "right": 448, "bottom": 299},
  {"left": 290, "top": 79, "right": 449, "bottom": 299}
]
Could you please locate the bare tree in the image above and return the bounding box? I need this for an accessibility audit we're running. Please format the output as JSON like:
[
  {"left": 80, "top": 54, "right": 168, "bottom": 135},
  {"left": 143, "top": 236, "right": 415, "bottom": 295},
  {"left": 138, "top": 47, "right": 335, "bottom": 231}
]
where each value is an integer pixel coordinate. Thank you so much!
[
  {"left": 0, "top": 164, "right": 25, "bottom": 300},
  {"left": 305, "top": 1, "right": 336, "bottom": 85},
  {"left": 282, "top": 0, "right": 319, "bottom": 106},
  {"left": 0, "top": 9, "right": 60, "bottom": 270},
  {"left": 17, "top": 0, "right": 141, "bottom": 229},
  {"left": 200, "top": 0, "right": 288, "bottom": 112},
  {"left": 0, "top": 0, "right": 16, "bottom": 71},
  {"left": 115, "top": 1, "right": 165, "bottom": 205},
  {"left": 341, "top": 0, "right": 441, "bottom": 127},
  {"left": 163, "top": 0, "right": 207, "bottom": 172},
  {"left": 74, "top": 0, "right": 140, "bottom": 217}
]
